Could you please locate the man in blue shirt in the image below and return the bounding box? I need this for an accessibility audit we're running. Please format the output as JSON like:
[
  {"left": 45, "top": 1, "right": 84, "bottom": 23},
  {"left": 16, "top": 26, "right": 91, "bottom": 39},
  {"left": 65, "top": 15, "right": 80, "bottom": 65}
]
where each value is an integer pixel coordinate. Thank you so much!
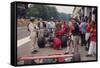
[{"left": 79, "top": 18, "right": 86, "bottom": 46}]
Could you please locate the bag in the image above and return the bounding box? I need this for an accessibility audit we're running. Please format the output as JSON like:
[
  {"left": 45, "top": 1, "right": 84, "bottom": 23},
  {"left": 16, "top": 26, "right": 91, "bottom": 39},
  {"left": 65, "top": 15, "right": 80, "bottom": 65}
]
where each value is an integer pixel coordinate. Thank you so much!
[
  {"left": 53, "top": 38, "right": 61, "bottom": 49},
  {"left": 71, "top": 44, "right": 81, "bottom": 61},
  {"left": 74, "top": 23, "right": 79, "bottom": 32},
  {"left": 60, "top": 35, "right": 67, "bottom": 48},
  {"left": 38, "top": 36, "right": 45, "bottom": 48},
  {"left": 71, "top": 52, "right": 81, "bottom": 62},
  {"left": 27, "top": 23, "right": 30, "bottom": 32},
  {"left": 72, "top": 23, "right": 80, "bottom": 35}
]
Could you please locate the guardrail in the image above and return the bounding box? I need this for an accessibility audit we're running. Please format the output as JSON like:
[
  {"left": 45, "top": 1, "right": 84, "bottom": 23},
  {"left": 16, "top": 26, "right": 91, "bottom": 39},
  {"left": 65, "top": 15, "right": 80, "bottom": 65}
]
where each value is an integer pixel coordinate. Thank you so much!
[{"left": 18, "top": 54, "right": 73, "bottom": 61}]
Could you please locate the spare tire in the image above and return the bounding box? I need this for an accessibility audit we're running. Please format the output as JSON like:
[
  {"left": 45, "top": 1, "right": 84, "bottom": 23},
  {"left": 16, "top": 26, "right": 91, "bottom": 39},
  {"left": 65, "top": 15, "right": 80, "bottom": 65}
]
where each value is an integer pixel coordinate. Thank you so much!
[{"left": 38, "top": 36, "right": 45, "bottom": 48}]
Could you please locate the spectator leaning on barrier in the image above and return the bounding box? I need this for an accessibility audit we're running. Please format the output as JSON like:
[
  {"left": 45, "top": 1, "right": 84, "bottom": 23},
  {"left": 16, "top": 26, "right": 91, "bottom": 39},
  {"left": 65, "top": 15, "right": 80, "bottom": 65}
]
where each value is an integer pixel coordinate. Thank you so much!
[{"left": 28, "top": 18, "right": 39, "bottom": 54}]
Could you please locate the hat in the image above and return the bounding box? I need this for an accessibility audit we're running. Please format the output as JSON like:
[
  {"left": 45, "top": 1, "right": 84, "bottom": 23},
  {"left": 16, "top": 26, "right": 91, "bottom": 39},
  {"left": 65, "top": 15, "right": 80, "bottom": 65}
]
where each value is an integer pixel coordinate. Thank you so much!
[{"left": 30, "top": 17, "right": 35, "bottom": 21}]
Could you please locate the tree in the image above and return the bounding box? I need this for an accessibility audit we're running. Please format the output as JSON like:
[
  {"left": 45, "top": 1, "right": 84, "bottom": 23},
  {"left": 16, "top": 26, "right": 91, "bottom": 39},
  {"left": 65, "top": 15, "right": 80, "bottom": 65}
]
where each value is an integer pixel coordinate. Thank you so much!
[
  {"left": 27, "top": 4, "right": 71, "bottom": 21},
  {"left": 58, "top": 13, "right": 71, "bottom": 21}
]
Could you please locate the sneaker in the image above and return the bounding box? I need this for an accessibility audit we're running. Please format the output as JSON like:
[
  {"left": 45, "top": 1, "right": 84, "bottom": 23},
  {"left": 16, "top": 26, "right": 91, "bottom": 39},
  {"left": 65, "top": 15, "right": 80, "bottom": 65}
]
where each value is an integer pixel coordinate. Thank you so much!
[
  {"left": 31, "top": 51, "right": 36, "bottom": 54},
  {"left": 31, "top": 50, "right": 38, "bottom": 54}
]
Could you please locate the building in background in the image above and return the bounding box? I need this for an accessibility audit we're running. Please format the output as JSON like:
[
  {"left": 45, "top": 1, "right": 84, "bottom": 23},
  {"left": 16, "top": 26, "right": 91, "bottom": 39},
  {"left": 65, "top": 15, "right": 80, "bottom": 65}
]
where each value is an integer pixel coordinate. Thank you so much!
[{"left": 72, "top": 6, "right": 96, "bottom": 22}]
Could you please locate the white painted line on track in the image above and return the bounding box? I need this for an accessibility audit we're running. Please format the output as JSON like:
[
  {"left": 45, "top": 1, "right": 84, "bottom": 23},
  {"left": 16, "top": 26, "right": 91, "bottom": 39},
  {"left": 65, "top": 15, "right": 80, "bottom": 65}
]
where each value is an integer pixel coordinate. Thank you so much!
[{"left": 17, "top": 36, "right": 31, "bottom": 47}]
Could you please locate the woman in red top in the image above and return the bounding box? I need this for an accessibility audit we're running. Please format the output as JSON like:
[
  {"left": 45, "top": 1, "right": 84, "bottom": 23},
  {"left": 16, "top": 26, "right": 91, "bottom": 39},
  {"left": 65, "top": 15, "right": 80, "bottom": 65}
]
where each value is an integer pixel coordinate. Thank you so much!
[
  {"left": 85, "top": 19, "right": 91, "bottom": 50},
  {"left": 55, "top": 23, "right": 62, "bottom": 37},
  {"left": 55, "top": 21, "right": 67, "bottom": 37},
  {"left": 60, "top": 22, "right": 67, "bottom": 36},
  {"left": 86, "top": 21, "right": 96, "bottom": 57}
]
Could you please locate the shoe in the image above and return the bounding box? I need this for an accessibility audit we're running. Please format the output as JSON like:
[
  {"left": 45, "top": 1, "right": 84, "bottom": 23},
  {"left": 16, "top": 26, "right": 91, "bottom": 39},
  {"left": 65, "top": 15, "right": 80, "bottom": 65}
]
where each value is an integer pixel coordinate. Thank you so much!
[
  {"left": 31, "top": 51, "right": 36, "bottom": 54},
  {"left": 34, "top": 50, "right": 39, "bottom": 52},
  {"left": 31, "top": 50, "right": 38, "bottom": 54},
  {"left": 86, "top": 54, "right": 93, "bottom": 57}
]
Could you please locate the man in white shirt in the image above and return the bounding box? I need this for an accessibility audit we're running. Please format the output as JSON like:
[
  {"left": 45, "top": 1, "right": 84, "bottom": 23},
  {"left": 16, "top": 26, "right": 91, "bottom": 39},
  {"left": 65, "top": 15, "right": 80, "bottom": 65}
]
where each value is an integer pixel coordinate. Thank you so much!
[{"left": 28, "top": 18, "right": 39, "bottom": 54}]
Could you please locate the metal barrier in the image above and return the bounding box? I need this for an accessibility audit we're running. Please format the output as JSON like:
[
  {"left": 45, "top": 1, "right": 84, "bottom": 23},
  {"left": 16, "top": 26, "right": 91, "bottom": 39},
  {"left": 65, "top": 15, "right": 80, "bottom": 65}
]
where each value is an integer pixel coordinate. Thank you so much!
[{"left": 18, "top": 54, "right": 73, "bottom": 61}]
